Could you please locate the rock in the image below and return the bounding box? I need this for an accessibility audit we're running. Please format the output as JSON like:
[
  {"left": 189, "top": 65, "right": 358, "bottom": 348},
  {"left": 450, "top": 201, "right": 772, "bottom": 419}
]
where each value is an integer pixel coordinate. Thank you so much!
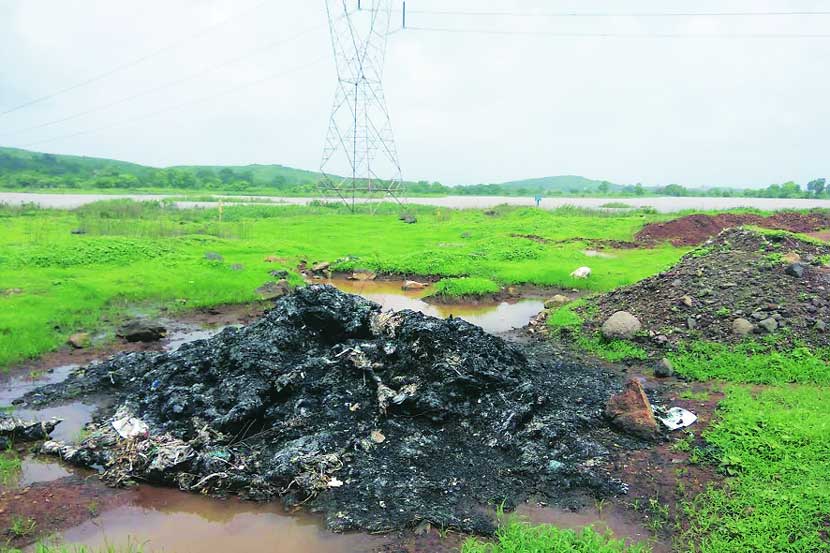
[
  {"left": 655, "top": 358, "right": 674, "bottom": 378},
  {"left": 399, "top": 214, "right": 417, "bottom": 224},
  {"left": 230, "top": 263, "right": 244, "bottom": 271},
  {"left": 370, "top": 430, "right": 386, "bottom": 444},
  {"left": 402, "top": 280, "right": 429, "bottom": 291},
  {"left": 1, "top": 288, "right": 23, "bottom": 297},
  {"left": 680, "top": 295, "right": 693, "bottom": 307},
  {"left": 544, "top": 295, "right": 570, "bottom": 309},
  {"left": 785, "top": 263, "right": 805, "bottom": 278},
  {"left": 686, "top": 317, "right": 697, "bottom": 330},
  {"left": 782, "top": 252, "right": 801, "bottom": 264},
  {"left": 268, "top": 270, "right": 289, "bottom": 279},
  {"left": 601, "top": 311, "right": 642, "bottom": 340},
  {"left": 0, "top": 413, "right": 60, "bottom": 441},
  {"left": 204, "top": 252, "right": 224, "bottom": 262},
  {"left": 605, "top": 379, "right": 657, "bottom": 439},
  {"left": 570, "top": 267, "right": 592, "bottom": 279},
  {"left": 264, "top": 256, "right": 285, "bottom": 263},
  {"left": 311, "top": 261, "right": 331, "bottom": 273},
  {"left": 67, "top": 332, "right": 91, "bottom": 349},
  {"left": 751, "top": 311, "right": 769, "bottom": 321},
  {"left": 816, "top": 321, "right": 827, "bottom": 332},
  {"left": 732, "top": 318, "right": 755, "bottom": 336},
  {"left": 117, "top": 320, "right": 167, "bottom": 343},
  {"left": 70, "top": 228, "right": 86, "bottom": 235},
  {"left": 349, "top": 270, "right": 377, "bottom": 281},
  {"left": 256, "top": 279, "right": 292, "bottom": 300},
  {"left": 757, "top": 317, "right": 778, "bottom": 333}
]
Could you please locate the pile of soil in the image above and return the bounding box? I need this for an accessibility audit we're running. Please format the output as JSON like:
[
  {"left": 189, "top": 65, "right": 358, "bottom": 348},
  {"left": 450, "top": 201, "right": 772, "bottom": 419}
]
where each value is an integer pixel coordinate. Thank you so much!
[
  {"left": 581, "top": 229, "right": 830, "bottom": 348},
  {"left": 23, "top": 286, "right": 640, "bottom": 534},
  {"left": 635, "top": 211, "right": 830, "bottom": 246}
]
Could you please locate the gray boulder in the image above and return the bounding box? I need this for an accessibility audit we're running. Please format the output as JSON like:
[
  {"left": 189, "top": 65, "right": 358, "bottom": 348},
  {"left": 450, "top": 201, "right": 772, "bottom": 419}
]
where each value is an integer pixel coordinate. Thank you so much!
[
  {"left": 601, "top": 311, "right": 642, "bottom": 340},
  {"left": 757, "top": 317, "right": 778, "bottom": 333},
  {"left": 732, "top": 318, "right": 755, "bottom": 336}
]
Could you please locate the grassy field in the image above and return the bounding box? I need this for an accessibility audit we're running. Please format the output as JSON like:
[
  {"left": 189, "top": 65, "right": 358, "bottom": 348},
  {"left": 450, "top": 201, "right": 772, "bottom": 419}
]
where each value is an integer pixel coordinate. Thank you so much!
[{"left": 0, "top": 200, "right": 686, "bottom": 368}]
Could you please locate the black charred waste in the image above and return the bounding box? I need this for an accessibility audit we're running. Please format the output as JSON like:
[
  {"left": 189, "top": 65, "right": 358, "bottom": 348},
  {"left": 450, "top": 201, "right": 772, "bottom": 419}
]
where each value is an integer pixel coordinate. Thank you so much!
[{"left": 24, "top": 285, "right": 638, "bottom": 534}]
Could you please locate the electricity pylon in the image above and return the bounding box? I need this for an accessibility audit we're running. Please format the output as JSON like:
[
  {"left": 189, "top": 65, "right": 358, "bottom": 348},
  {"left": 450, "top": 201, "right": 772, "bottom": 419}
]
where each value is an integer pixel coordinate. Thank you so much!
[{"left": 319, "top": 0, "right": 404, "bottom": 211}]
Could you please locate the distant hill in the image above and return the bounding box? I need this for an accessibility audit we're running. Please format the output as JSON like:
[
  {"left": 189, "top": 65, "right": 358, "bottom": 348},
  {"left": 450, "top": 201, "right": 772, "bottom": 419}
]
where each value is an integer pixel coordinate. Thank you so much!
[
  {"left": 0, "top": 146, "right": 324, "bottom": 190},
  {"left": 495, "top": 175, "right": 624, "bottom": 193}
]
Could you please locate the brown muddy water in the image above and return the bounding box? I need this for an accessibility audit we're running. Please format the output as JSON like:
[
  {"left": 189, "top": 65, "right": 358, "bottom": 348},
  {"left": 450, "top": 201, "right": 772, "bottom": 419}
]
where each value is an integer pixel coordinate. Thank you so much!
[
  {"left": 328, "top": 278, "right": 544, "bottom": 334},
  {"left": 2, "top": 285, "right": 663, "bottom": 552}
]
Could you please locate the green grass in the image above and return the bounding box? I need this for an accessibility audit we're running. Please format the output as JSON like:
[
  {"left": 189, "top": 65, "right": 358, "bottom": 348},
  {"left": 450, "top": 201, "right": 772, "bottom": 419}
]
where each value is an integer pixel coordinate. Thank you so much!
[
  {"left": 0, "top": 448, "right": 21, "bottom": 486},
  {"left": 461, "top": 518, "right": 651, "bottom": 552},
  {"left": 599, "top": 202, "right": 633, "bottom": 209},
  {"left": 669, "top": 339, "right": 830, "bottom": 385},
  {"left": 431, "top": 277, "right": 502, "bottom": 298},
  {"left": 0, "top": 201, "right": 686, "bottom": 368},
  {"left": 679, "top": 385, "right": 830, "bottom": 553},
  {"left": 546, "top": 302, "right": 648, "bottom": 362}
]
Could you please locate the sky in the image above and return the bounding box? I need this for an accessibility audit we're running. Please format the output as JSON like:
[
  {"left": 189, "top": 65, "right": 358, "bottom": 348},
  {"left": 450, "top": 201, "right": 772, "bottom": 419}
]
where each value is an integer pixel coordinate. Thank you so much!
[{"left": 0, "top": 0, "right": 828, "bottom": 188}]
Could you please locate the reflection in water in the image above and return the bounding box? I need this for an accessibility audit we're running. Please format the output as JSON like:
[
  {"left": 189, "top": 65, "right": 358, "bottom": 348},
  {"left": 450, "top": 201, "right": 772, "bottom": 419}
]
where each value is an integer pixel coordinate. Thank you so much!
[
  {"left": 52, "top": 487, "right": 387, "bottom": 553},
  {"left": 329, "top": 279, "right": 543, "bottom": 334},
  {"left": 14, "top": 402, "right": 96, "bottom": 442},
  {"left": 0, "top": 364, "right": 78, "bottom": 405},
  {"left": 18, "top": 455, "right": 73, "bottom": 486}
]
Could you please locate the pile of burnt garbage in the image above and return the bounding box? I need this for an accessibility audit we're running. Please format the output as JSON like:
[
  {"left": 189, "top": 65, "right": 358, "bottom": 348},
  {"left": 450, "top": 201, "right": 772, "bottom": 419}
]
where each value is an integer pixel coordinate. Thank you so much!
[{"left": 23, "top": 285, "right": 642, "bottom": 534}]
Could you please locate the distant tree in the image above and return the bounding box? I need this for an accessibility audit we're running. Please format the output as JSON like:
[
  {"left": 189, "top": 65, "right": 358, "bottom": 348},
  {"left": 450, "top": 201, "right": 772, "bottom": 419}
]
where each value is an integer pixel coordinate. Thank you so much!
[
  {"left": 661, "top": 184, "right": 688, "bottom": 197},
  {"left": 634, "top": 183, "right": 644, "bottom": 196},
  {"left": 807, "top": 178, "right": 826, "bottom": 196},
  {"left": 598, "top": 181, "right": 610, "bottom": 194}
]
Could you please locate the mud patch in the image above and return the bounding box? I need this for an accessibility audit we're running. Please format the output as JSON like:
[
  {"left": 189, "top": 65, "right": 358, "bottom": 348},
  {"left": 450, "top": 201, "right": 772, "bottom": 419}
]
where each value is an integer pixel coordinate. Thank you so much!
[
  {"left": 23, "top": 285, "right": 641, "bottom": 535},
  {"left": 636, "top": 211, "right": 830, "bottom": 246}
]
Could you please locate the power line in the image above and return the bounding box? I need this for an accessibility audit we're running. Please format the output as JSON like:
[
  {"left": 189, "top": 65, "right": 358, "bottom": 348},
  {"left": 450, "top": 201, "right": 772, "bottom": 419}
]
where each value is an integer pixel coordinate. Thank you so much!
[
  {"left": 0, "top": 20, "right": 332, "bottom": 138},
  {"left": 0, "top": 0, "right": 271, "bottom": 119},
  {"left": 13, "top": 54, "right": 329, "bottom": 150},
  {"left": 403, "top": 9, "right": 830, "bottom": 18},
  {"left": 407, "top": 26, "right": 830, "bottom": 39}
]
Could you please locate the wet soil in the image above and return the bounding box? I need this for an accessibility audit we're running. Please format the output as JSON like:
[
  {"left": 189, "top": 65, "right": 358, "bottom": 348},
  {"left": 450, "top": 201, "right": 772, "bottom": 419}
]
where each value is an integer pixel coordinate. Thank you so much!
[{"left": 636, "top": 211, "right": 830, "bottom": 246}]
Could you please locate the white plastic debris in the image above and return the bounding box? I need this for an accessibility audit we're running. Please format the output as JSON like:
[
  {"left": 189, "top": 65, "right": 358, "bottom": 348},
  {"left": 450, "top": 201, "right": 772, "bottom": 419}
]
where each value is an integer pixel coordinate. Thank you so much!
[
  {"left": 328, "top": 477, "right": 344, "bottom": 488},
  {"left": 658, "top": 407, "right": 697, "bottom": 431},
  {"left": 112, "top": 416, "right": 149, "bottom": 440},
  {"left": 570, "top": 266, "right": 592, "bottom": 279}
]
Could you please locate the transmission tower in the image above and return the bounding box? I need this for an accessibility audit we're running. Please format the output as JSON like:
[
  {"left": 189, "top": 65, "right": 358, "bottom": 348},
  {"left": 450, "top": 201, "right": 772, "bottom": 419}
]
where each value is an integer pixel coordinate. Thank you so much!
[{"left": 319, "top": 0, "right": 404, "bottom": 211}]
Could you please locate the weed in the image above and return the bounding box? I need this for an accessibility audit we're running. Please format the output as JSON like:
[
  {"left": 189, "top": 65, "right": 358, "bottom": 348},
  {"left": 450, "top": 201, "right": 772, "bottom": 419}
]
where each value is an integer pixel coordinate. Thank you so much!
[
  {"left": 0, "top": 447, "right": 21, "bottom": 486},
  {"left": 6, "top": 516, "right": 36, "bottom": 538},
  {"left": 461, "top": 517, "right": 651, "bottom": 552},
  {"left": 431, "top": 277, "right": 501, "bottom": 298},
  {"left": 678, "top": 389, "right": 710, "bottom": 401}
]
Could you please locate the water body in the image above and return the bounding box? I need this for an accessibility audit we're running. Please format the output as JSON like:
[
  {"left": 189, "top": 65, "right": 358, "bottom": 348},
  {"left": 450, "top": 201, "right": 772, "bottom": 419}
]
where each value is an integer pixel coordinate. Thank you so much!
[
  {"left": 4, "top": 192, "right": 830, "bottom": 212},
  {"left": 329, "top": 278, "right": 544, "bottom": 334}
]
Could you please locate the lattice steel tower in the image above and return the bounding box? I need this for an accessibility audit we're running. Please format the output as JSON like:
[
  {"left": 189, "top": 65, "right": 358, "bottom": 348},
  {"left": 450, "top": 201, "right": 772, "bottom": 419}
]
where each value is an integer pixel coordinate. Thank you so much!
[{"left": 319, "top": 0, "right": 403, "bottom": 210}]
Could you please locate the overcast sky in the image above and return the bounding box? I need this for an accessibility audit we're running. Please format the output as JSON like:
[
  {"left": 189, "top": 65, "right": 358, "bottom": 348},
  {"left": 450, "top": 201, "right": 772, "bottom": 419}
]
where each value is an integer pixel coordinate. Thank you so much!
[{"left": 1, "top": 0, "right": 828, "bottom": 188}]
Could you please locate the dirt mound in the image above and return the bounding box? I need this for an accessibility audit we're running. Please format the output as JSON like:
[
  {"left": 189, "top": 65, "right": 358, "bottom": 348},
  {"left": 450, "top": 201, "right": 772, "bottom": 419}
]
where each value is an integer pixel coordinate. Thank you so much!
[
  {"left": 581, "top": 229, "right": 830, "bottom": 348},
  {"left": 636, "top": 212, "right": 830, "bottom": 246},
  {"left": 23, "top": 285, "right": 638, "bottom": 534}
]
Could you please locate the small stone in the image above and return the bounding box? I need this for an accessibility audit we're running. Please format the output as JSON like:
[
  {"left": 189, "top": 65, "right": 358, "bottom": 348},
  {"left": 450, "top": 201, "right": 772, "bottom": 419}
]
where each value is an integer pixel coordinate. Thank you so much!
[
  {"left": 671, "top": 279, "right": 682, "bottom": 287},
  {"left": 732, "top": 318, "right": 754, "bottom": 336},
  {"left": 686, "top": 317, "right": 697, "bottom": 330},
  {"left": 204, "top": 252, "right": 224, "bottom": 262},
  {"left": 402, "top": 280, "right": 429, "bottom": 291},
  {"left": 815, "top": 321, "right": 827, "bottom": 332},
  {"left": 311, "top": 261, "right": 331, "bottom": 273},
  {"left": 544, "top": 295, "right": 570, "bottom": 309},
  {"left": 255, "top": 279, "right": 292, "bottom": 300},
  {"left": 117, "top": 320, "right": 166, "bottom": 343},
  {"left": 782, "top": 252, "right": 801, "bottom": 264},
  {"left": 370, "top": 430, "right": 386, "bottom": 444},
  {"left": 230, "top": 263, "right": 244, "bottom": 271},
  {"left": 349, "top": 270, "right": 377, "bottom": 281},
  {"left": 680, "top": 295, "right": 693, "bottom": 307},
  {"left": 758, "top": 317, "right": 778, "bottom": 333},
  {"left": 751, "top": 311, "right": 768, "bottom": 321},
  {"left": 785, "top": 263, "right": 805, "bottom": 278},
  {"left": 546, "top": 460, "right": 565, "bottom": 473},
  {"left": 67, "top": 332, "right": 91, "bottom": 349},
  {"left": 601, "top": 311, "right": 642, "bottom": 340},
  {"left": 655, "top": 358, "right": 674, "bottom": 378}
]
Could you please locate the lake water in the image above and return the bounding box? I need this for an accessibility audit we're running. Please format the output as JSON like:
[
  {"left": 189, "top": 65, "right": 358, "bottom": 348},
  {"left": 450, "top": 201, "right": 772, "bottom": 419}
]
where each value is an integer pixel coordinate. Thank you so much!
[{"left": 3, "top": 192, "right": 830, "bottom": 212}]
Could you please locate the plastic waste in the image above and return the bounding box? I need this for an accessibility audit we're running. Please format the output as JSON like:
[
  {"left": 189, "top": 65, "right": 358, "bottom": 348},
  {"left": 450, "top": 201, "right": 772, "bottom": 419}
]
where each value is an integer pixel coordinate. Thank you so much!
[
  {"left": 658, "top": 407, "right": 697, "bottom": 430},
  {"left": 112, "top": 416, "right": 149, "bottom": 439}
]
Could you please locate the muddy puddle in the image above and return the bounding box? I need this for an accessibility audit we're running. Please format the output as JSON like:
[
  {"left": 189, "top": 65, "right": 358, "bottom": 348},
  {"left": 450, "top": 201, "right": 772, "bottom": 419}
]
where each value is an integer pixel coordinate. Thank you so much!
[
  {"left": 328, "top": 278, "right": 544, "bottom": 334},
  {"left": 36, "top": 487, "right": 387, "bottom": 553}
]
